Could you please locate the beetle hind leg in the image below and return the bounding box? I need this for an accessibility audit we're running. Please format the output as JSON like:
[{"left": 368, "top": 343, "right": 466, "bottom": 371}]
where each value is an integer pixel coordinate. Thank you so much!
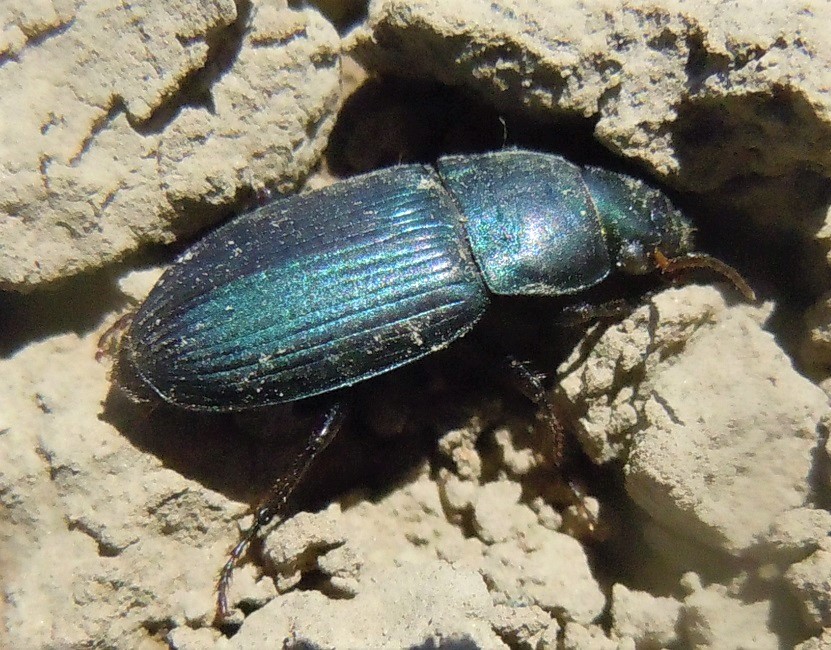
[{"left": 215, "top": 399, "right": 348, "bottom": 623}]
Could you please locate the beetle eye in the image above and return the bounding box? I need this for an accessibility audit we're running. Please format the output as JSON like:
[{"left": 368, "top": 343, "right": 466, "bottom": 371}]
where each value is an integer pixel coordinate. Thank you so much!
[{"left": 617, "top": 240, "right": 653, "bottom": 275}]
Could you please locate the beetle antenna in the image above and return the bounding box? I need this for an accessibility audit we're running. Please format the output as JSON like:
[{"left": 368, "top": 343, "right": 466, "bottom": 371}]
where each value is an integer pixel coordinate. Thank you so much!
[
  {"left": 214, "top": 400, "right": 348, "bottom": 624},
  {"left": 653, "top": 250, "right": 756, "bottom": 302}
]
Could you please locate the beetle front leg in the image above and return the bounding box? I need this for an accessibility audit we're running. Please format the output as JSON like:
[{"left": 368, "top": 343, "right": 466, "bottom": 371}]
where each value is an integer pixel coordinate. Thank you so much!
[
  {"left": 505, "top": 355, "right": 566, "bottom": 465},
  {"left": 553, "top": 298, "right": 635, "bottom": 327},
  {"left": 215, "top": 399, "right": 349, "bottom": 623},
  {"left": 505, "top": 356, "right": 610, "bottom": 541}
]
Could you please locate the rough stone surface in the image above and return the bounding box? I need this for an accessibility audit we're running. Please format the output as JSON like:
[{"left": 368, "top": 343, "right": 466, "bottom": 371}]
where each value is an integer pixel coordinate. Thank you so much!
[
  {"left": 786, "top": 547, "right": 831, "bottom": 632},
  {"left": 749, "top": 507, "right": 831, "bottom": 565},
  {"left": 351, "top": 0, "right": 831, "bottom": 190},
  {"left": 3, "top": 1, "right": 831, "bottom": 648},
  {"left": 558, "top": 285, "right": 740, "bottom": 464},
  {"left": 0, "top": 333, "right": 248, "bottom": 647},
  {"left": 561, "top": 623, "right": 624, "bottom": 650},
  {"left": 560, "top": 286, "right": 827, "bottom": 558},
  {"left": 679, "top": 575, "right": 779, "bottom": 650},
  {"left": 472, "top": 479, "right": 533, "bottom": 543},
  {"left": 254, "top": 470, "right": 603, "bottom": 633},
  {"left": 796, "top": 629, "right": 831, "bottom": 650},
  {"left": 628, "top": 291, "right": 824, "bottom": 556},
  {"left": 0, "top": 0, "right": 341, "bottom": 290},
  {"left": 611, "top": 584, "right": 682, "bottom": 649},
  {"left": 219, "top": 563, "right": 507, "bottom": 649},
  {"left": 804, "top": 296, "right": 831, "bottom": 384}
]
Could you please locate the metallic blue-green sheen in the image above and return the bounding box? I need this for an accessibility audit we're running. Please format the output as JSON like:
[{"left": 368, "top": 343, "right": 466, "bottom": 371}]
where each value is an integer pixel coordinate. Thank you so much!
[
  {"left": 579, "top": 166, "right": 691, "bottom": 256},
  {"left": 437, "top": 151, "right": 611, "bottom": 296},
  {"left": 121, "top": 166, "right": 488, "bottom": 410},
  {"left": 118, "top": 149, "right": 696, "bottom": 412}
]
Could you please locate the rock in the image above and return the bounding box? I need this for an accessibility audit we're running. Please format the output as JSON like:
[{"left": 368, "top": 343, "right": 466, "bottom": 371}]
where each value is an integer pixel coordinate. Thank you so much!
[
  {"left": 472, "top": 479, "right": 534, "bottom": 543},
  {"left": 351, "top": 0, "right": 831, "bottom": 190},
  {"left": 625, "top": 288, "right": 826, "bottom": 556},
  {"left": 749, "top": 507, "right": 831, "bottom": 565},
  {"left": 0, "top": 1, "right": 341, "bottom": 290},
  {"left": 786, "top": 547, "right": 831, "bottom": 632},
  {"left": 561, "top": 623, "right": 624, "bottom": 650},
  {"left": 3, "top": 1, "right": 830, "bottom": 648},
  {"left": 558, "top": 285, "right": 827, "bottom": 557},
  {"left": 795, "top": 628, "right": 831, "bottom": 650},
  {"left": 680, "top": 577, "right": 778, "bottom": 649},
  {"left": 611, "top": 584, "right": 682, "bottom": 649},
  {"left": 0, "top": 333, "right": 247, "bottom": 647},
  {"left": 220, "top": 564, "right": 505, "bottom": 649},
  {"left": 480, "top": 524, "right": 605, "bottom": 624}
]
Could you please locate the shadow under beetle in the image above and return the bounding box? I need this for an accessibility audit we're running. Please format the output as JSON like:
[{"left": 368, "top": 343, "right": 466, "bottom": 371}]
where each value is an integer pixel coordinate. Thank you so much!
[{"left": 102, "top": 149, "right": 754, "bottom": 622}]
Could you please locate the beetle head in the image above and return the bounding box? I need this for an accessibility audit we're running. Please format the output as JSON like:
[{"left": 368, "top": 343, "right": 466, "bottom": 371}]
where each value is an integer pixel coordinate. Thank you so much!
[
  {"left": 580, "top": 166, "right": 694, "bottom": 276},
  {"left": 615, "top": 189, "right": 696, "bottom": 276}
]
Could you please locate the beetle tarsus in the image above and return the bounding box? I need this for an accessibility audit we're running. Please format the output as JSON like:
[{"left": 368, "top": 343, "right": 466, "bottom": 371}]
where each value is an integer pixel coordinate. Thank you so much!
[
  {"left": 214, "top": 400, "right": 348, "bottom": 623},
  {"left": 215, "top": 535, "right": 253, "bottom": 623}
]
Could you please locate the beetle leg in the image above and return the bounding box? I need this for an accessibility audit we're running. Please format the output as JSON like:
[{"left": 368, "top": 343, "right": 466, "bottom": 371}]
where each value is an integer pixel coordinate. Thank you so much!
[
  {"left": 96, "top": 312, "right": 135, "bottom": 362},
  {"left": 505, "top": 356, "right": 607, "bottom": 539},
  {"left": 554, "top": 298, "right": 635, "bottom": 327},
  {"left": 560, "top": 478, "right": 609, "bottom": 542},
  {"left": 505, "top": 355, "right": 565, "bottom": 465},
  {"left": 215, "top": 400, "right": 348, "bottom": 623}
]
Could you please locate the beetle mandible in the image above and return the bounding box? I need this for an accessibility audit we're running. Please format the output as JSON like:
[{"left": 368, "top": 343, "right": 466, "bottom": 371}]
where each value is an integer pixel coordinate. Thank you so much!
[{"left": 104, "top": 149, "right": 753, "bottom": 621}]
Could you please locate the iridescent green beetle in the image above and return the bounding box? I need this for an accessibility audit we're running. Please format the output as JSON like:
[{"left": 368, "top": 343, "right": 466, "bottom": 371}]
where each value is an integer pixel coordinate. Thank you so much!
[{"left": 104, "top": 149, "right": 753, "bottom": 620}]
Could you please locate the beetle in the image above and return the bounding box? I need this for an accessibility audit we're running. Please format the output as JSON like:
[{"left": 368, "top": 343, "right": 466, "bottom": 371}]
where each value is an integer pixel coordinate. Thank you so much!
[{"left": 103, "top": 149, "right": 753, "bottom": 621}]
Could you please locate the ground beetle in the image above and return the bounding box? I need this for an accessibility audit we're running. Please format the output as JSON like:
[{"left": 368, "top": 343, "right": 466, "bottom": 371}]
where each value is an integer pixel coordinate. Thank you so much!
[{"left": 103, "top": 149, "right": 754, "bottom": 621}]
